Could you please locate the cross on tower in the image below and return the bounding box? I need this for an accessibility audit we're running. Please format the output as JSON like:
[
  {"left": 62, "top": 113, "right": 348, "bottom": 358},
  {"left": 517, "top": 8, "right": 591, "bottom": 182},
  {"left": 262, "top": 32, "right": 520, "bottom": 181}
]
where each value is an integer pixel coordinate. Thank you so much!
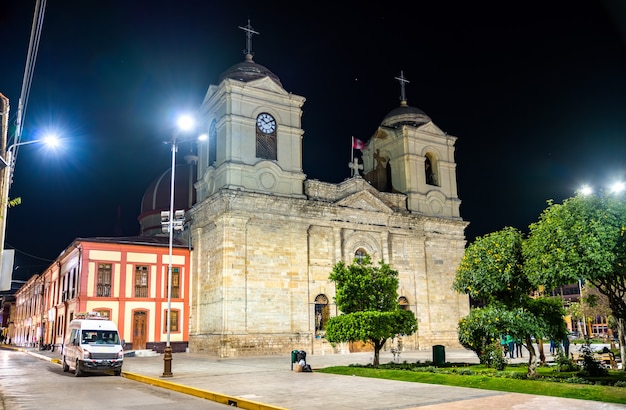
[
  {"left": 394, "top": 70, "right": 410, "bottom": 103},
  {"left": 238, "top": 19, "right": 260, "bottom": 56},
  {"left": 348, "top": 157, "right": 363, "bottom": 177}
]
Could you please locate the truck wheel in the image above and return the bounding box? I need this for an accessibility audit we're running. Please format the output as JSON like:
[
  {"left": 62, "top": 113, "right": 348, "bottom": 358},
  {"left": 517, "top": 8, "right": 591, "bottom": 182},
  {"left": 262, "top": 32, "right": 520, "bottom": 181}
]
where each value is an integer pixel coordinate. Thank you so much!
[
  {"left": 62, "top": 357, "right": 69, "bottom": 372},
  {"left": 74, "top": 360, "right": 83, "bottom": 377},
  {"left": 114, "top": 370, "right": 121, "bottom": 376}
]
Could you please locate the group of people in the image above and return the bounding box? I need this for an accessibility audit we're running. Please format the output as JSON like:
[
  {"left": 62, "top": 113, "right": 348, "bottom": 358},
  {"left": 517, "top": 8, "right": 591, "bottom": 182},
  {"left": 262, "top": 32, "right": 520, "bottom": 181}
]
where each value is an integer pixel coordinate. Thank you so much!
[
  {"left": 500, "top": 335, "right": 524, "bottom": 359},
  {"left": 501, "top": 334, "right": 572, "bottom": 359},
  {"left": 550, "top": 335, "right": 571, "bottom": 357}
]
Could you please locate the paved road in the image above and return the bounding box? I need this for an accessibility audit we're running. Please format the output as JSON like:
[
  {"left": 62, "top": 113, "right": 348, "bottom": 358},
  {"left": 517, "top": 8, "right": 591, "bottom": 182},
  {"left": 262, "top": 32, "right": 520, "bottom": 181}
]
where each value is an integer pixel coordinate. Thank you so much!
[
  {"left": 6, "top": 345, "right": 626, "bottom": 409},
  {"left": 0, "top": 348, "right": 231, "bottom": 410}
]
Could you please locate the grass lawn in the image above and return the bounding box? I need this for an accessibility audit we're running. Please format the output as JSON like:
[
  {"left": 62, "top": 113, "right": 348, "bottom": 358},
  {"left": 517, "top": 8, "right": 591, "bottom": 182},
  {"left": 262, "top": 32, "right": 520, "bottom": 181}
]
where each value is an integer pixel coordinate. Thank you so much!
[{"left": 317, "top": 362, "right": 626, "bottom": 404}]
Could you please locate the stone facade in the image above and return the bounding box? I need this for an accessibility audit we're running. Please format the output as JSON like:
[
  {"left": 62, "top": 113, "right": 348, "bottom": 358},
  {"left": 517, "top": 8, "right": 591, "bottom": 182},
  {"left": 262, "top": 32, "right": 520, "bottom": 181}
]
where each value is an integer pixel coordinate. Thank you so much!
[
  {"left": 188, "top": 177, "right": 468, "bottom": 356},
  {"left": 186, "top": 39, "right": 469, "bottom": 357}
]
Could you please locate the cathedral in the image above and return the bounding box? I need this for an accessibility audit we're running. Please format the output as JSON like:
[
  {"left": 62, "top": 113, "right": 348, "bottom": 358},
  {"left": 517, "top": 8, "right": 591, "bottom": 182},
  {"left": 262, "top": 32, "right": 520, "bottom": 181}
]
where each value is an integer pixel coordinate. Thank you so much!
[{"left": 140, "top": 22, "right": 469, "bottom": 357}]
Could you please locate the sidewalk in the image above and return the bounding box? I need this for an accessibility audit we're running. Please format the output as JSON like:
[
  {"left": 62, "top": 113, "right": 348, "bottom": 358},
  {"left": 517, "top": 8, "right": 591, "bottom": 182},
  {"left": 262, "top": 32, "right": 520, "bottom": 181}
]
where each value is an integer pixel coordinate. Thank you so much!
[{"left": 10, "top": 345, "right": 626, "bottom": 410}]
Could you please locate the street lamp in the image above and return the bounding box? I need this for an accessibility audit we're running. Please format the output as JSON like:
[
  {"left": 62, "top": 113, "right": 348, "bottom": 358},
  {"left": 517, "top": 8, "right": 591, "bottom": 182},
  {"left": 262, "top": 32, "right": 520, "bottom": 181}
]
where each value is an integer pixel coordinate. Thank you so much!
[
  {"left": 610, "top": 182, "right": 625, "bottom": 194},
  {"left": 0, "top": 135, "right": 60, "bottom": 290},
  {"left": 161, "top": 115, "right": 195, "bottom": 378},
  {"left": 4, "top": 135, "right": 59, "bottom": 178},
  {"left": 575, "top": 181, "right": 624, "bottom": 339}
]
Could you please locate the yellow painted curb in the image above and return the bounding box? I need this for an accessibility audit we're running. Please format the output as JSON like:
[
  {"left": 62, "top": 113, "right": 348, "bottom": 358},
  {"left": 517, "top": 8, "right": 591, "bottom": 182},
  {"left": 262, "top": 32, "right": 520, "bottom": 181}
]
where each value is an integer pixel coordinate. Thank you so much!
[{"left": 122, "top": 371, "right": 288, "bottom": 410}]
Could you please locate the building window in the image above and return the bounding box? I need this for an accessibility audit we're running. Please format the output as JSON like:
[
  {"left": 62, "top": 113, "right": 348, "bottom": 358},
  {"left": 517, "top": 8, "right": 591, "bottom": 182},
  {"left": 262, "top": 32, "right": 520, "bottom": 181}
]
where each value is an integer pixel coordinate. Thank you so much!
[
  {"left": 398, "top": 296, "right": 410, "bottom": 310},
  {"left": 96, "top": 263, "right": 112, "bottom": 297},
  {"left": 314, "top": 294, "right": 329, "bottom": 334},
  {"left": 166, "top": 267, "right": 180, "bottom": 298},
  {"left": 164, "top": 309, "right": 179, "bottom": 332},
  {"left": 94, "top": 309, "right": 111, "bottom": 319},
  {"left": 425, "top": 154, "right": 439, "bottom": 186},
  {"left": 209, "top": 119, "right": 217, "bottom": 166},
  {"left": 70, "top": 267, "right": 78, "bottom": 299},
  {"left": 135, "top": 266, "right": 149, "bottom": 297},
  {"left": 355, "top": 248, "right": 367, "bottom": 263}
]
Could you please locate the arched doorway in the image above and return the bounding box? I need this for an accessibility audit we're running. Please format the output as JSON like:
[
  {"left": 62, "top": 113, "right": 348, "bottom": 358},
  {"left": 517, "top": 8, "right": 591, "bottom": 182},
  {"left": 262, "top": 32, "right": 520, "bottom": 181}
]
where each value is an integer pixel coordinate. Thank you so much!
[{"left": 314, "top": 294, "right": 329, "bottom": 337}]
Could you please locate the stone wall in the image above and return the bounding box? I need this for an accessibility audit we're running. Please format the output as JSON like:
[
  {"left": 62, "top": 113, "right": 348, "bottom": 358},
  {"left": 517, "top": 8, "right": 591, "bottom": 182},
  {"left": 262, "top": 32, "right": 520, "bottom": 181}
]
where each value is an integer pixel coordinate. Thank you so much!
[{"left": 188, "top": 179, "right": 469, "bottom": 357}]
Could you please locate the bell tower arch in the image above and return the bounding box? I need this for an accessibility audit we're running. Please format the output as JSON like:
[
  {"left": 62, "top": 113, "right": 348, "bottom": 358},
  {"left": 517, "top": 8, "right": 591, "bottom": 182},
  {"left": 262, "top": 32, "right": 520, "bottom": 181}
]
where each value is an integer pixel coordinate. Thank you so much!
[{"left": 362, "top": 71, "right": 461, "bottom": 218}]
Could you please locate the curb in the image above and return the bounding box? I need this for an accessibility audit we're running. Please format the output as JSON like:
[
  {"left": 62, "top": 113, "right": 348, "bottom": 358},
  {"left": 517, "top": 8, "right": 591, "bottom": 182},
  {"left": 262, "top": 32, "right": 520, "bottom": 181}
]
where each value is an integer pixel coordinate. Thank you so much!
[{"left": 122, "top": 371, "right": 288, "bottom": 410}]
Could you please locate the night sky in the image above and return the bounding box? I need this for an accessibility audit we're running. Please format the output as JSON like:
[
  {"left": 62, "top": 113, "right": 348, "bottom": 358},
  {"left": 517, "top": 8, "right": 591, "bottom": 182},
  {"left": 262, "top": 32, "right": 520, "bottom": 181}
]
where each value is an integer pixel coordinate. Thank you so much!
[{"left": 1, "top": 1, "right": 626, "bottom": 281}]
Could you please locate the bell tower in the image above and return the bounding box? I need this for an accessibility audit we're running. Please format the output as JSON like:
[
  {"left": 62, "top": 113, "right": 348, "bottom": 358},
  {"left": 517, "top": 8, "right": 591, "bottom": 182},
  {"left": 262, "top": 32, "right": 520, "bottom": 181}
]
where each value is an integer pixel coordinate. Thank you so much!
[
  {"left": 362, "top": 71, "right": 461, "bottom": 218},
  {"left": 195, "top": 20, "right": 306, "bottom": 202}
]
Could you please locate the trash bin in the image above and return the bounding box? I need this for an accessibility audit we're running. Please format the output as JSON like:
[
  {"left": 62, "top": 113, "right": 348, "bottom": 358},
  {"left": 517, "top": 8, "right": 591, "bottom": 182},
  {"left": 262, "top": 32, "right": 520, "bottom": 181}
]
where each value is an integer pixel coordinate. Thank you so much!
[
  {"left": 432, "top": 345, "right": 445, "bottom": 366},
  {"left": 291, "top": 349, "right": 300, "bottom": 370},
  {"left": 291, "top": 349, "right": 299, "bottom": 363}
]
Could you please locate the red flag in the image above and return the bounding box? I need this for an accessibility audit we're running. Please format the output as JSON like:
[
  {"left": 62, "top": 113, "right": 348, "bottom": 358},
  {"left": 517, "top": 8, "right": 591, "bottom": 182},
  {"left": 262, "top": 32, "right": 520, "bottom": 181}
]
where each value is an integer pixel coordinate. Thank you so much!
[{"left": 352, "top": 137, "right": 366, "bottom": 150}]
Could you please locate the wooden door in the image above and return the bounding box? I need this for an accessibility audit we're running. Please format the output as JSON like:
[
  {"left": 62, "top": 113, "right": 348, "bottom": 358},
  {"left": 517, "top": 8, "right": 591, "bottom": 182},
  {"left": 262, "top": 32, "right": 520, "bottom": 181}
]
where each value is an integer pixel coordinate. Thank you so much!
[{"left": 133, "top": 311, "right": 147, "bottom": 350}]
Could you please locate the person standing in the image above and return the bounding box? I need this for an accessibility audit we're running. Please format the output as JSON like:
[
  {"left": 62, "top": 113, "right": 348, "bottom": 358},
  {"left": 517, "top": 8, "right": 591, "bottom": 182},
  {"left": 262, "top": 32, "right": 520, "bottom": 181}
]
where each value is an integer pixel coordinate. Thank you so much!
[
  {"left": 562, "top": 334, "right": 571, "bottom": 357},
  {"left": 505, "top": 334, "right": 515, "bottom": 359}
]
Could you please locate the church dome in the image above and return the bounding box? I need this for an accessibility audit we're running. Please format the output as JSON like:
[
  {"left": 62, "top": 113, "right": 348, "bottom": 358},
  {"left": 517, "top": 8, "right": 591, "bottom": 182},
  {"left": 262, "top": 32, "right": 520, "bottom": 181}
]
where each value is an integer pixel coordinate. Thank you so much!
[
  {"left": 381, "top": 100, "right": 431, "bottom": 128},
  {"left": 219, "top": 54, "right": 283, "bottom": 87},
  {"left": 138, "top": 159, "right": 197, "bottom": 236}
]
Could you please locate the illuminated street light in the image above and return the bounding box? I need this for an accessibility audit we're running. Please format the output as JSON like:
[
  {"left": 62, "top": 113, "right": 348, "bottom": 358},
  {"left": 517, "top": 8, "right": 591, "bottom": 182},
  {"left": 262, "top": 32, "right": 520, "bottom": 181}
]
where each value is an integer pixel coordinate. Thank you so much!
[
  {"left": 574, "top": 181, "right": 624, "bottom": 339},
  {"left": 5, "top": 135, "right": 59, "bottom": 181},
  {"left": 162, "top": 114, "right": 197, "bottom": 378},
  {"left": 578, "top": 182, "right": 624, "bottom": 197},
  {"left": 578, "top": 185, "right": 593, "bottom": 196},
  {"left": 0, "top": 134, "right": 60, "bottom": 291},
  {"left": 610, "top": 182, "right": 624, "bottom": 194}
]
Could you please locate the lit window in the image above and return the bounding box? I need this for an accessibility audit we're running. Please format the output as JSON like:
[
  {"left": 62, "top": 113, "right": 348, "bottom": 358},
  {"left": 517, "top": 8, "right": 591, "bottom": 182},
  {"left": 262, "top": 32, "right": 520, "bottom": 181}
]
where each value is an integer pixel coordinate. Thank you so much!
[
  {"left": 314, "top": 294, "right": 329, "bottom": 333},
  {"left": 398, "top": 296, "right": 410, "bottom": 311},
  {"left": 135, "top": 266, "right": 149, "bottom": 297},
  {"left": 164, "top": 310, "right": 179, "bottom": 332},
  {"left": 166, "top": 267, "right": 180, "bottom": 298},
  {"left": 97, "top": 264, "right": 112, "bottom": 297}
]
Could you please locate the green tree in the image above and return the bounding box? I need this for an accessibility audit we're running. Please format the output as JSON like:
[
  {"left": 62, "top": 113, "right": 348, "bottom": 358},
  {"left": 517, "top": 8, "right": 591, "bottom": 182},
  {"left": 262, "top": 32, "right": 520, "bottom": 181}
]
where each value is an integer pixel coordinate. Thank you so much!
[
  {"left": 523, "top": 191, "right": 626, "bottom": 365},
  {"left": 454, "top": 227, "right": 568, "bottom": 377},
  {"left": 325, "top": 256, "right": 417, "bottom": 366}
]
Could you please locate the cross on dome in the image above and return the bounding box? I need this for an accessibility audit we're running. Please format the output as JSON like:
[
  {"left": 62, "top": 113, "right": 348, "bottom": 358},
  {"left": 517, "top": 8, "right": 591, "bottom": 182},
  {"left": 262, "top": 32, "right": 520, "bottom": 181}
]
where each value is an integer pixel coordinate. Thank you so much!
[
  {"left": 238, "top": 19, "right": 260, "bottom": 57},
  {"left": 394, "top": 70, "right": 410, "bottom": 104}
]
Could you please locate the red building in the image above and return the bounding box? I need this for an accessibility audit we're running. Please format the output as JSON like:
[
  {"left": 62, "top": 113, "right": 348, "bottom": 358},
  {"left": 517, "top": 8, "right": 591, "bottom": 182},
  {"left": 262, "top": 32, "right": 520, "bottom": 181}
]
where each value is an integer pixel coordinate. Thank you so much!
[{"left": 12, "top": 236, "right": 191, "bottom": 353}]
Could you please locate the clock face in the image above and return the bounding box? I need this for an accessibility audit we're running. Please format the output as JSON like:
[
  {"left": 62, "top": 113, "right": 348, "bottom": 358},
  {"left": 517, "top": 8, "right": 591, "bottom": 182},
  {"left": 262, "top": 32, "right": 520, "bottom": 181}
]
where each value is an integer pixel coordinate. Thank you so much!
[{"left": 256, "top": 113, "right": 276, "bottom": 134}]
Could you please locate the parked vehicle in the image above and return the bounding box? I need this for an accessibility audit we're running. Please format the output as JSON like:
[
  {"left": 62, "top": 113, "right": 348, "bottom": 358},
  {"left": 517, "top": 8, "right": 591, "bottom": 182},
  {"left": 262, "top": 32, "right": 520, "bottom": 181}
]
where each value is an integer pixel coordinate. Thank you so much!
[{"left": 61, "top": 312, "right": 124, "bottom": 376}]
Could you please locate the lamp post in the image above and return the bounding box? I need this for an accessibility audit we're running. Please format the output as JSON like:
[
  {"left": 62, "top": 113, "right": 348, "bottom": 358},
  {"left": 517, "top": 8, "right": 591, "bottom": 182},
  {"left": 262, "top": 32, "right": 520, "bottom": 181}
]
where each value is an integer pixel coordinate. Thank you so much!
[
  {"left": 0, "top": 136, "right": 59, "bottom": 291},
  {"left": 161, "top": 115, "right": 195, "bottom": 377}
]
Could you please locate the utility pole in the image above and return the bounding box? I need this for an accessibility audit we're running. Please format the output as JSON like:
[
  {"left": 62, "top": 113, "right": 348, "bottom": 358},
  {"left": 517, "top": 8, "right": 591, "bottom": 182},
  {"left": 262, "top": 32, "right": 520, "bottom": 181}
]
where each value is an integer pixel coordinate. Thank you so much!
[{"left": 0, "top": 94, "right": 10, "bottom": 291}]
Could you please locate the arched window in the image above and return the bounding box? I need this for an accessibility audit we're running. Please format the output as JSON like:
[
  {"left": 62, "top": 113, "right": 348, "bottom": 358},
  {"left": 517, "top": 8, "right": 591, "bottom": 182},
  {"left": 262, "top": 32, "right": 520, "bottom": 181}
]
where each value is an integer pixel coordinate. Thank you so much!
[
  {"left": 425, "top": 154, "right": 439, "bottom": 186},
  {"left": 355, "top": 248, "right": 367, "bottom": 263},
  {"left": 398, "top": 296, "right": 409, "bottom": 310},
  {"left": 314, "top": 294, "right": 329, "bottom": 334},
  {"left": 209, "top": 119, "right": 217, "bottom": 166}
]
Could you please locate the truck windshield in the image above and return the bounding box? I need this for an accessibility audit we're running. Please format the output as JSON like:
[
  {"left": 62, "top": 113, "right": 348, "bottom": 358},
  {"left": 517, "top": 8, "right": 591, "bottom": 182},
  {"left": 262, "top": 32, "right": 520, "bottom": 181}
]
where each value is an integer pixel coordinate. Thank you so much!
[{"left": 81, "top": 330, "right": 120, "bottom": 344}]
